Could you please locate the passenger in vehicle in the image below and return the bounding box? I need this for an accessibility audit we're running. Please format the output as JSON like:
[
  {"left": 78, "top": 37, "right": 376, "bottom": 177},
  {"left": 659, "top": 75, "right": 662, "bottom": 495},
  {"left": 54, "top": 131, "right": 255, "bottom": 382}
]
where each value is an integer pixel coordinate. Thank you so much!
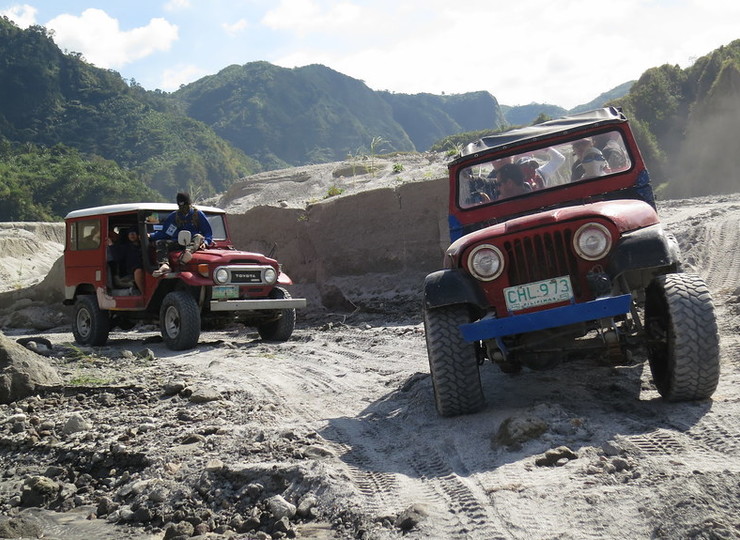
[
  {"left": 595, "top": 132, "right": 628, "bottom": 170},
  {"left": 579, "top": 147, "right": 608, "bottom": 179},
  {"left": 468, "top": 175, "right": 496, "bottom": 205},
  {"left": 516, "top": 147, "right": 565, "bottom": 189},
  {"left": 121, "top": 229, "right": 145, "bottom": 293},
  {"left": 516, "top": 157, "right": 544, "bottom": 189},
  {"left": 571, "top": 138, "right": 594, "bottom": 181},
  {"left": 108, "top": 228, "right": 145, "bottom": 293},
  {"left": 496, "top": 163, "right": 531, "bottom": 199}
]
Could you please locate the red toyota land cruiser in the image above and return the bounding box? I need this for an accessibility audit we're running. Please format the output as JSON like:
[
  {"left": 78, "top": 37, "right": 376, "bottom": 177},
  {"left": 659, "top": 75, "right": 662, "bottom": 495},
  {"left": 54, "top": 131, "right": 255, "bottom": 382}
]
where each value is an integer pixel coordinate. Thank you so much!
[
  {"left": 63, "top": 203, "right": 306, "bottom": 350},
  {"left": 423, "top": 107, "right": 720, "bottom": 416}
]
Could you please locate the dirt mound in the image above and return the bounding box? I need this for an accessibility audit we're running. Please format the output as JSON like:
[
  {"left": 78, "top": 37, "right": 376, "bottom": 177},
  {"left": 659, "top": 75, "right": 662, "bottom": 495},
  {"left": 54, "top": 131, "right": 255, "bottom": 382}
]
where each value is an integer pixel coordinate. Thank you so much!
[{"left": 0, "top": 223, "right": 64, "bottom": 293}]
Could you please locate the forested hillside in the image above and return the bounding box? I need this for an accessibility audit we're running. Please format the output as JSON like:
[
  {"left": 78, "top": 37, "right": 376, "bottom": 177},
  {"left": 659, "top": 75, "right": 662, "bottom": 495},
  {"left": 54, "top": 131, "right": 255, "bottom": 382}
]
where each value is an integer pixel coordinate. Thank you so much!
[
  {"left": 0, "top": 17, "right": 258, "bottom": 219},
  {"left": 613, "top": 39, "right": 740, "bottom": 196},
  {"left": 173, "top": 62, "right": 415, "bottom": 169},
  {"left": 173, "top": 63, "right": 510, "bottom": 168},
  {"left": 0, "top": 13, "right": 737, "bottom": 220}
]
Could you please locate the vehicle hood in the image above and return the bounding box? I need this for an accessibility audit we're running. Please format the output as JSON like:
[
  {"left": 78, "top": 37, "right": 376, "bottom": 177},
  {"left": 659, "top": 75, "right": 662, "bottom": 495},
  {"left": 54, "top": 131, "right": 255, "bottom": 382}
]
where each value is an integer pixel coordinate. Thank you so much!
[
  {"left": 188, "top": 249, "right": 277, "bottom": 267},
  {"left": 449, "top": 199, "right": 659, "bottom": 252}
]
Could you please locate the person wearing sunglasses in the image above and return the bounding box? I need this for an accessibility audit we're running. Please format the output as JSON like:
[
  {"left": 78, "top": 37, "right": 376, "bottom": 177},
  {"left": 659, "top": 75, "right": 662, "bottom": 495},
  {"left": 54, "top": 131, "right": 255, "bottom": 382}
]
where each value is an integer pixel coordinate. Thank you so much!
[{"left": 579, "top": 147, "right": 608, "bottom": 179}]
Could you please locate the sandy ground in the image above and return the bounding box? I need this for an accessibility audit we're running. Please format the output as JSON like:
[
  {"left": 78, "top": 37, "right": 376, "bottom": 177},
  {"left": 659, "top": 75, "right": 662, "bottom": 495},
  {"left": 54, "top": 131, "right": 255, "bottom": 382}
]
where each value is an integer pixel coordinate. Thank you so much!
[{"left": 1, "top": 189, "right": 739, "bottom": 538}]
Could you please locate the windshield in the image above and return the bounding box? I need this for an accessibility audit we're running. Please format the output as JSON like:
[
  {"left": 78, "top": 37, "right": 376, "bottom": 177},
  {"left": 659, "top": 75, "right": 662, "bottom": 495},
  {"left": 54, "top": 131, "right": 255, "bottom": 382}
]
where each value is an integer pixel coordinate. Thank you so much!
[
  {"left": 458, "top": 129, "right": 632, "bottom": 209},
  {"left": 205, "top": 213, "right": 227, "bottom": 241}
]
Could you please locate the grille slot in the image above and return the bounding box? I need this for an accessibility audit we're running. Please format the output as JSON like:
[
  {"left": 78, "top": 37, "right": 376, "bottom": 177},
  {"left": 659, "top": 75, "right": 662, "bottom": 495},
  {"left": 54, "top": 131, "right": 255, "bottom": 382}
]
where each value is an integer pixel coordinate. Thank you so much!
[
  {"left": 503, "top": 229, "right": 581, "bottom": 294},
  {"left": 230, "top": 270, "right": 262, "bottom": 284}
]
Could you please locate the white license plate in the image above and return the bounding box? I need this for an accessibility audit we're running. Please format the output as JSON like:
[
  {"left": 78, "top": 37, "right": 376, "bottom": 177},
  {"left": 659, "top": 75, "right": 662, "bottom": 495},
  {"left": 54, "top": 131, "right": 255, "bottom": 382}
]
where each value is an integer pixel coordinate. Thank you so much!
[
  {"left": 212, "top": 285, "right": 239, "bottom": 300},
  {"left": 504, "top": 276, "right": 574, "bottom": 312}
]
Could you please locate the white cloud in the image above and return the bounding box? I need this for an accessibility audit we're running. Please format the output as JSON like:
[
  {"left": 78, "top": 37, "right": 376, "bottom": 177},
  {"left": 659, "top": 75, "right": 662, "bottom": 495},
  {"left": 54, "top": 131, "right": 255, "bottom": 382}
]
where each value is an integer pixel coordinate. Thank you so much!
[
  {"left": 266, "top": 0, "right": 740, "bottom": 108},
  {"left": 262, "top": 0, "right": 361, "bottom": 35},
  {"left": 160, "top": 64, "right": 208, "bottom": 90},
  {"left": 1, "top": 4, "right": 37, "bottom": 28},
  {"left": 222, "top": 18, "right": 248, "bottom": 37},
  {"left": 164, "top": 0, "right": 191, "bottom": 11},
  {"left": 45, "top": 9, "right": 178, "bottom": 69}
]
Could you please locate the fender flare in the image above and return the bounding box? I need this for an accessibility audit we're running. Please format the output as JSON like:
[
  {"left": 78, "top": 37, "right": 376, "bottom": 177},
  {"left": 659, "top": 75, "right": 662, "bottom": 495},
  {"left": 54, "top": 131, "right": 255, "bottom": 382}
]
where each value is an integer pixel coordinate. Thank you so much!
[
  {"left": 607, "top": 224, "right": 681, "bottom": 278},
  {"left": 423, "top": 268, "right": 488, "bottom": 311}
]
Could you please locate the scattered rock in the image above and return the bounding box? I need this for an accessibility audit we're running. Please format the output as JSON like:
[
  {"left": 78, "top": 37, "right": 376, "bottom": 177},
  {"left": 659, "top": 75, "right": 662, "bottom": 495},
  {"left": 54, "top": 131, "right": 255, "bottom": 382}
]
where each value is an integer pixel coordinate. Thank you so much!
[
  {"left": 267, "top": 495, "right": 296, "bottom": 520},
  {"left": 163, "top": 380, "right": 187, "bottom": 396},
  {"left": 62, "top": 413, "right": 91, "bottom": 434},
  {"left": 189, "top": 386, "right": 221, "bottom": 403},
  {"left": 0, "top": 332, "right": 62, "bottom": 403},
  {"left": 602, "top": 440, "right": 622, "bottom": 456},
  {"left": 493, "top": 415, "right": 549, "bottom": 449},
  {"left": 535, "top": 446, "right": 579, "bottom": 467},
  {"left": 21, "top": 476, "right": 60, "bottom": 507},
  {"left": 0, "top": 515, "right": 43, "bottom": 538},
  {"left": 136, "top": 348, "right": 155, "bottom": 361},
  {"left": 394, "top": 504, "right": 428, "bottom": 531},
  {"left": 164, "top": 520, "right": 195, "bottom": 539}
]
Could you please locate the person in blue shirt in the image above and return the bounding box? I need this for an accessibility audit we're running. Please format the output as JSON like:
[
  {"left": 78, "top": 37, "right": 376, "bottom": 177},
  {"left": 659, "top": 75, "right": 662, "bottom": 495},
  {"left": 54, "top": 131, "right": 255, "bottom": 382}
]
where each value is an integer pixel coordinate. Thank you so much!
[{"left": 150, "top": 192, "right": 213, "bottom": 277}]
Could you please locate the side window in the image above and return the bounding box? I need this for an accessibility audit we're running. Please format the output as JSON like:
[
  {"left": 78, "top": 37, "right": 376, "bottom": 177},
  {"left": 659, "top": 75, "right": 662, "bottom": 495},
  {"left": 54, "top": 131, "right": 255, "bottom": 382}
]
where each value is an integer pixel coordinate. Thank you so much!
[{"left": 73, "top": 219, "right": 101, "bottom": 250}]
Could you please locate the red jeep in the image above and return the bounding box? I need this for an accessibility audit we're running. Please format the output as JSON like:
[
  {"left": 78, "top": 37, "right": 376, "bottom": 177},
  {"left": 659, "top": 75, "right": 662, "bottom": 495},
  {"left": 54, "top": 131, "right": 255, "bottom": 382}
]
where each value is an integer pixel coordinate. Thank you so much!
[
  {"left": 63, "top": 203, "right": 306, "bottom": 350},
  {"left": 423, "top": 107, "right": 720, "bottom": 416}
]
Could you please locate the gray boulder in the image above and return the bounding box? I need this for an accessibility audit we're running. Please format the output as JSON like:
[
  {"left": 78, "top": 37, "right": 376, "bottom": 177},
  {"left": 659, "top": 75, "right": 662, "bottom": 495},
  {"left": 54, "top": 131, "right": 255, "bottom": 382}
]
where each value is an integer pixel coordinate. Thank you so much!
[{"left": 0, "top": 332, "right": 62, "bottom": 403}]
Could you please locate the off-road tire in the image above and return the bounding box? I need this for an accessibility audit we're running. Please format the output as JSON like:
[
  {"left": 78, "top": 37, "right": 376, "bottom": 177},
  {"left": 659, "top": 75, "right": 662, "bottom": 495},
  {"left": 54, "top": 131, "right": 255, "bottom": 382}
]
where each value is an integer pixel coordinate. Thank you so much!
[
  {"left": 424, "top": 304, "right": 485, "bottom": 416},
  {"left": 257, "top": 287, "right": 296, "bottom": 342},
  {"left": 72, "top": 295, "right": 110, "bottom": 346},
  {"left": 160, "top": 291, "right": 201, "bottom": 351},
  {"left": 645, "top": 273, "right": 720, "bottom": 401}
]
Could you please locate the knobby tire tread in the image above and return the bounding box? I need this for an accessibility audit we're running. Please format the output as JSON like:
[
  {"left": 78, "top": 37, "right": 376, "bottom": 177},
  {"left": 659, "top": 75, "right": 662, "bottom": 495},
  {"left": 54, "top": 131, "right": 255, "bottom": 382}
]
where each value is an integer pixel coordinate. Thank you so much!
[
  {"left": 424, "top": 304, "right": 485, "bottom": 417},
  {"left": 649, "top": 273, "right": 720, "bottom": 401}
]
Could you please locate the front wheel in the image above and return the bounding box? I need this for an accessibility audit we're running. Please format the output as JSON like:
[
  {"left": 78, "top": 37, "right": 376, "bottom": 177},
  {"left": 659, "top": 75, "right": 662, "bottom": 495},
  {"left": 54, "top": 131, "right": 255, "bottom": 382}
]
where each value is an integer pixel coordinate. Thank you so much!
[
  {"left": 72, "top": 295, "right": 110, "bottom": 346},
  {"left": 423, "top": 304, "right": 484, "bottom": 417},
  {"left": 257, "top": 287, "right": 296, "bottom": 342},
  {"left": 160, "top": 291, "right": 201, "bottom": 350},
  {"left": 644, "top": 273, "right": 720, "bottom": 401}
]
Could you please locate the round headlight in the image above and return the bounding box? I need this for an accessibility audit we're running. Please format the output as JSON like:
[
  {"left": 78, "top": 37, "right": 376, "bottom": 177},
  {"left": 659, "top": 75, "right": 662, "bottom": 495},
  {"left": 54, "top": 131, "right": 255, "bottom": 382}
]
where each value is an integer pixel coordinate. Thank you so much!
[
  {"left": 214, "top": 267, "right": 229, "bottom": 284},
  {"left": 468, "top": 244, "right": 504, "bottom": 281},
  {"left": 263, "top": 267, "right": 277, "bottom": 284},
  {"left": 574, "top": 222, "right": 612, "bottom": 261}
]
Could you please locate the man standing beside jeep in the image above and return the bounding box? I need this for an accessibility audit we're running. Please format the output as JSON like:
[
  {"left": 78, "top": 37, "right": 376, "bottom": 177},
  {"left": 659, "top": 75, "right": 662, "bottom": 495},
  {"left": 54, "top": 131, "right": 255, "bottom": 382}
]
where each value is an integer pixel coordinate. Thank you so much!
[{"left": 149, "top": 192, "right": 213, "bottom": 277}]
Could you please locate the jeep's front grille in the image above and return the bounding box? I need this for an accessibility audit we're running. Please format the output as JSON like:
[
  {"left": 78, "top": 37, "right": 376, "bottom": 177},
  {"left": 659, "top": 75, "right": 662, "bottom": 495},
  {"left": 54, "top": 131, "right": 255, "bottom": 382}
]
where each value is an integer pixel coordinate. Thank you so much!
[
  {"left": 230, "top": 270, "right": 263, "bottom": 284},
  {"left": 503, "top": 229, "right": 581, "bottom": 294}
]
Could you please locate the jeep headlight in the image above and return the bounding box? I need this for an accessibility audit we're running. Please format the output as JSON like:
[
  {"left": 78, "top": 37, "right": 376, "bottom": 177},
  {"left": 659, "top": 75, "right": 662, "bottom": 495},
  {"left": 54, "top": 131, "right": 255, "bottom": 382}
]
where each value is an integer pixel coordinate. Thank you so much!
[
  {"left": 214, "top": 267, "right": 229, "bottom": 284},
  {"left": 468, "top": 244, "right": 504, "bottom": 281},
  {"left": 263, "top": 267, "right": 277, "bottom": 284},
  {"left": 574, "top": 222, "right": 612, "bottom": 261}
]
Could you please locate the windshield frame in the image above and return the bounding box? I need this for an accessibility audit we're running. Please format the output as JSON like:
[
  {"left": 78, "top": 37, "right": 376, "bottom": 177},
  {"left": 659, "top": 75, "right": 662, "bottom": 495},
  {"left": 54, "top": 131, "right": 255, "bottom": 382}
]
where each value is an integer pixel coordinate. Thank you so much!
[{"left": 456, "top": 128, "right": 634, "bottom": 211}]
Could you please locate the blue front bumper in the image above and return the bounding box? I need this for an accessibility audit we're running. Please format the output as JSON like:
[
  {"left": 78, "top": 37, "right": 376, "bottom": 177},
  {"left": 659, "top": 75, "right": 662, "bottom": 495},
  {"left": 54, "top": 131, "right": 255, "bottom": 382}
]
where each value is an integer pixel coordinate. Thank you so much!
[{"left": 459, "top": 294, "right": 633, "bottom": 342}]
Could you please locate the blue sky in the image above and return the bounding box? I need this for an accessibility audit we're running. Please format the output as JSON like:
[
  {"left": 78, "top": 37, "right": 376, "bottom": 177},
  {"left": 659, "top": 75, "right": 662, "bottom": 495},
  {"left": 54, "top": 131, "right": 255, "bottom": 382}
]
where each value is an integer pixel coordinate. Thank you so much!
[{"left": 3, "top": 0, "right": 740, "bottom": 109}]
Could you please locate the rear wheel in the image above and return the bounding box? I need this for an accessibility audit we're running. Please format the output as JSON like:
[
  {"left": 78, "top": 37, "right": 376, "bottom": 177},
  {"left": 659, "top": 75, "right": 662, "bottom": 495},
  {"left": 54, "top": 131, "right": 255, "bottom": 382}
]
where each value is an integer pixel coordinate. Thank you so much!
[
  {"left": 160, "top": 291, "right": 201, "bottom": 350},
  {"left": 644, "top": 273, "right": 720, "bottom": 401},
  {"left": 424, "top": 304, "right": 485, "bottom": 416},
  {"left": 257, "top": 287, "right": 296, "bottom": 342},
  {"left": 72, "top": 295, "right": 110, "bottom": 346}
]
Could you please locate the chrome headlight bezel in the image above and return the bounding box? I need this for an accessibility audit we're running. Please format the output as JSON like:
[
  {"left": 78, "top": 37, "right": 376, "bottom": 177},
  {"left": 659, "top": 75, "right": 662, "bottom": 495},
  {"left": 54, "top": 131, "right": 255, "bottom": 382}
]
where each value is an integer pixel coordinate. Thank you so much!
[
  {"left": 263, "top": 267, "right": 277, "bottom": 285},
  {"left": 468, "top": 244, "right": 505, "bottom": 281},
  {"left": 214, "top": 267, "right": 229, "bottom": 285},
  {"left": 574, "top": 222, "right": 612, "bottom": 261}
]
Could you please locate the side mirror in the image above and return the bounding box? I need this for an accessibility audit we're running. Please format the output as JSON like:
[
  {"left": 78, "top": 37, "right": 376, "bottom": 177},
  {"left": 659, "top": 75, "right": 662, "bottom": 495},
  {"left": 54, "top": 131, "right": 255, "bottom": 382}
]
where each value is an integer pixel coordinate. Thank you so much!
[{"left": 177, "top": 230, "right": 192, "bottom": 246}]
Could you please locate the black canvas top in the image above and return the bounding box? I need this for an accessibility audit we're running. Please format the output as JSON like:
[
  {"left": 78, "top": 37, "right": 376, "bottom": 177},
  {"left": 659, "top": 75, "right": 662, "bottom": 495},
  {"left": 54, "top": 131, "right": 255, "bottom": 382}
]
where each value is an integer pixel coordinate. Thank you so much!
[{"left": 454, "top": 107, "right": 627, "bottom": 163}]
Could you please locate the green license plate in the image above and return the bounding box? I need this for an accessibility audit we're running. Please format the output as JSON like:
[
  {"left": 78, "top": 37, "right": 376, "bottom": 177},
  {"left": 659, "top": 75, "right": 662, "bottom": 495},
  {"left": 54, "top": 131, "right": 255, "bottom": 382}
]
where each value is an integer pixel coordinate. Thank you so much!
[
  {"left": 504, "top": 276, "right": 574, "bottom": 312},
  {"left": 212, "top": 285, "right": 239, "bottom": 300}
]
